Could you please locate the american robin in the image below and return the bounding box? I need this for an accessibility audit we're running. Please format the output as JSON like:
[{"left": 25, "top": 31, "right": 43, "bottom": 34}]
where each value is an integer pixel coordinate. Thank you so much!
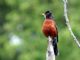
[{"left": 42, "top": 11, "right": 58, "bottom": 56}]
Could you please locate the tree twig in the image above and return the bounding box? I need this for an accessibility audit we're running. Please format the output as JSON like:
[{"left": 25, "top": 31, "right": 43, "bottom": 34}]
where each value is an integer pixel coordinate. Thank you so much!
[
  {"left": 46, "top": 36, "right": 55, "bottom": 60},
  {"left": 63, "top": 0, "right": 80, "bottom": 47}
]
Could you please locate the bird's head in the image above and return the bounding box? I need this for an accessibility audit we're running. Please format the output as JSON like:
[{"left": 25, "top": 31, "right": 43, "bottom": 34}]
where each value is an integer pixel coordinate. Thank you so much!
[{"left": 42, "top": 11, "right": 53, "bottom": 19}]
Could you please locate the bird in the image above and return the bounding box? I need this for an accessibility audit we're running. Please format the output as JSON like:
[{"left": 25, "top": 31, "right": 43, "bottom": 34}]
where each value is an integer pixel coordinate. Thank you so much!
[{"left": 42, "top": 11, "right": 58, "bottom": 56}]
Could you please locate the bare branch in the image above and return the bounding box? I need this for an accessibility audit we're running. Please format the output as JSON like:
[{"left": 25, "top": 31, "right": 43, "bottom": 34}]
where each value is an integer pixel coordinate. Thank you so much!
[
  {"left": 46, "top": 36, "right": 55, "bottom": 60},
  {"left": 63, "top": 0, "right": 80, "bottom": 47}
]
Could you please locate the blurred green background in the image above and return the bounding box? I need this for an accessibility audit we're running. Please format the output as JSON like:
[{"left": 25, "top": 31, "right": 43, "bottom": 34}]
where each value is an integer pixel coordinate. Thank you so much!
[{"left": 0, "top": 0, "right": 80, "bottom": 60}]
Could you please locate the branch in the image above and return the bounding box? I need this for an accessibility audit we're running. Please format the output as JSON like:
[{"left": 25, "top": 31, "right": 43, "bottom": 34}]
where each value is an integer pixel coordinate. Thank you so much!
[
  {"left": 46, "top": 36, "right": 55, "bottom": 60},
  {"left": 63, "top": 0, "right": 80, "bottom": 47}
]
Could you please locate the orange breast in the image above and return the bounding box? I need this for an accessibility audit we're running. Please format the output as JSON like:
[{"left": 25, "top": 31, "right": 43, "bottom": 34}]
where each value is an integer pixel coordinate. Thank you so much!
[{"left": 42, "top": 19, "right": 57, "bottom": 37}]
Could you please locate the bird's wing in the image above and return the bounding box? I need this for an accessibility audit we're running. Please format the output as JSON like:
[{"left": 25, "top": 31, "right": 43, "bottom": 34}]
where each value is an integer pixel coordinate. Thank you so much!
[{"left": 56, "top": 26, "right": 58, "bottom": 42}]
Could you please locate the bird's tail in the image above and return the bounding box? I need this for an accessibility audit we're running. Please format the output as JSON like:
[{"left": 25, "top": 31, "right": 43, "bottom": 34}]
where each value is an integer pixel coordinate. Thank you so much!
[{"left": 52, "top": 37, "right": 58, "bottom": 56}]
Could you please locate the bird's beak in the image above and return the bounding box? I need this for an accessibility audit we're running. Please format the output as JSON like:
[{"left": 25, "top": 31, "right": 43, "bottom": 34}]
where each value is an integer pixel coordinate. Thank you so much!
[{"left": 42, "top": 13, "right": 45, "bottom": 16}]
